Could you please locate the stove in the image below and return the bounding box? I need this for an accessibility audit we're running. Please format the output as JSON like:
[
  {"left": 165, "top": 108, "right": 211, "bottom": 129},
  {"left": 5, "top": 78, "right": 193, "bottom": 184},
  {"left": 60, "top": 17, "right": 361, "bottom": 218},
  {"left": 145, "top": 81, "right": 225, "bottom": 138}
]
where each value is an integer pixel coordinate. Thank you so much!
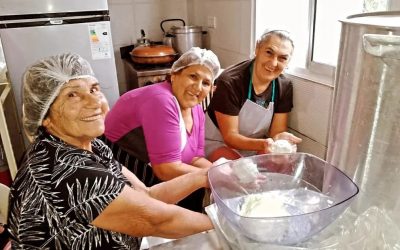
[
  {"left": 123, "top": 59, "right": 171, "bottom": 90},
  {"left": 120, "top": 44, "right": 173, "bottom": 94}
]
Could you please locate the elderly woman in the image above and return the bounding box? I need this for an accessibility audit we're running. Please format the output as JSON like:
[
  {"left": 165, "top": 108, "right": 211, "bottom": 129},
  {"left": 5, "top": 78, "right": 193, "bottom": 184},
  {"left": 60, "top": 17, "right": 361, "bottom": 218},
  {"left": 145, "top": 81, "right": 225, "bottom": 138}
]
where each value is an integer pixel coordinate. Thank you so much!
[
  {"left": 103, "top": 47, "right": 220, "bottom": 212},
  {"left": 7, "top": 53, "right": 212, "bottom": 249}
]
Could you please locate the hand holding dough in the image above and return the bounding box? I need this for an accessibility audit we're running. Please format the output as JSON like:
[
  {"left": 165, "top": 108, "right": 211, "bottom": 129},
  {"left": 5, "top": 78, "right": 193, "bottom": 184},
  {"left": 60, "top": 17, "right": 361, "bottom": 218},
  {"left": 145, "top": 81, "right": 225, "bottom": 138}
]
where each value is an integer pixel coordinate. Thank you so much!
[
  {"left": 231, "top": 159, "right": 259, "bottom": 183},
  {"left": 270, "top": 139, "right": 297, "bottom": 153}
]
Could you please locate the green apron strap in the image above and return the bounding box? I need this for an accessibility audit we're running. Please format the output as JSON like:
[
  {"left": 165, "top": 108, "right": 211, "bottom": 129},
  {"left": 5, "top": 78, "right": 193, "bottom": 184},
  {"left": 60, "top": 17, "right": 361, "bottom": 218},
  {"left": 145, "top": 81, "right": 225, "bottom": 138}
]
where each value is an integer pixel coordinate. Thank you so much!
[{"left": 248, "top": 62, "right": 276, "bottom": 104}]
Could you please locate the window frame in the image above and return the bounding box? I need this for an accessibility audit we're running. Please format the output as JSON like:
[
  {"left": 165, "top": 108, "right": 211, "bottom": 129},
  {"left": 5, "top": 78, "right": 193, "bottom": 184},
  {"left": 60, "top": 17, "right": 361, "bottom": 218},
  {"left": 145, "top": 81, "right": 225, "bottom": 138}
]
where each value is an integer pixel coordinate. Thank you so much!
[
  {"left": 290, "top": 0, "right": 337, "bottom": 86},
  {"left": 254, "top": 0, "right": 395, "bottom": 86}
]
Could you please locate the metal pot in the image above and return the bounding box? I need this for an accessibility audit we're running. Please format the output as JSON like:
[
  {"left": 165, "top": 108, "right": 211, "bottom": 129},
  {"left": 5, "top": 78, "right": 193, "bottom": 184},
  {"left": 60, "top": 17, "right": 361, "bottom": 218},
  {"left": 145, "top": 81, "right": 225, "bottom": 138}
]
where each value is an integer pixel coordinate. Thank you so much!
[
  {"left": 170, "top": 25, "right": 206, "bottom": 55},
  {"left": 160, "top": 19, "right": 207, "bottom": 55},
  {"left": 160, "top": 19, "right": 185, "bottom": 47},
  {"left": 130, "top": 44, "right": 177, "bottom": 64}
]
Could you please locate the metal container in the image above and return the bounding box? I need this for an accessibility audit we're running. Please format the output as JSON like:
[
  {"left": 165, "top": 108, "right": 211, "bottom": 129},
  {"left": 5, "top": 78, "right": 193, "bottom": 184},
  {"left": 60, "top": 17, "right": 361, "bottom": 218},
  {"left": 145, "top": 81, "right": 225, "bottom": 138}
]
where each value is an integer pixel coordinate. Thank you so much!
[
  {"left": 327, "top": 11, "right": 400, "bottom": 224},
  {"left": 160, "top": 18, "right": 186, "bottom": 47},
  {"left": 171, "top": 25, "right": 204, "bottom": 54}
]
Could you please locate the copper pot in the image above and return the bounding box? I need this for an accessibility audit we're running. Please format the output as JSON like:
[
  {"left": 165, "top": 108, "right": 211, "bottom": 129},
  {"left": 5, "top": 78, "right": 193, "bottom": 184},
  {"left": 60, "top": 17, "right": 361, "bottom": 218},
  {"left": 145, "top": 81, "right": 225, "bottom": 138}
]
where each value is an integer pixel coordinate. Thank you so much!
[{"left": 130, "top": 45, "right": 177, "bottom": 64}]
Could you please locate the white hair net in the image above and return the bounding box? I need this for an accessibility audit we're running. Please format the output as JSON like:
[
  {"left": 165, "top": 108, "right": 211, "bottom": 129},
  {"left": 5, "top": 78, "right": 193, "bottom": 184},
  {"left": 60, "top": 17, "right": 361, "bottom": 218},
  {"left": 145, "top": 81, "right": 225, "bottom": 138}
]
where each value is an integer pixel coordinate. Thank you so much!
[
  {"left": 22, "top": 52, "right": 97, "bottom": 137},
  {"left": 171, "top": 47, "right": 221, "bottom": 81}
]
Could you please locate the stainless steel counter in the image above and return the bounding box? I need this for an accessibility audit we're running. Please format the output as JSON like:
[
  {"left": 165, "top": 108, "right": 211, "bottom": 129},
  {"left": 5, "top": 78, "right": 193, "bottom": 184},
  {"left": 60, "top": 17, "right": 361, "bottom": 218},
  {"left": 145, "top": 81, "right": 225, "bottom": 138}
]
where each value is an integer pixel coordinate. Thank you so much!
[
  {"left": 148, "top": 204, "right": 397, "bottom": 249},
  {"left": 149, "top": 230, "right": 227, "bottom": 250}
]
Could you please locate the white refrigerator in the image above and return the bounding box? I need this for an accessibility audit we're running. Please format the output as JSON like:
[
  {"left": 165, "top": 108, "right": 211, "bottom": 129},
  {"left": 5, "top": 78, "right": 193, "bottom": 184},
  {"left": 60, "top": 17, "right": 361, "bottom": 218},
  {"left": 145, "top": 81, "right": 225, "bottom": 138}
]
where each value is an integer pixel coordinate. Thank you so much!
[{"left": 0, "top": 0, "right": 120, "bottom": 152}]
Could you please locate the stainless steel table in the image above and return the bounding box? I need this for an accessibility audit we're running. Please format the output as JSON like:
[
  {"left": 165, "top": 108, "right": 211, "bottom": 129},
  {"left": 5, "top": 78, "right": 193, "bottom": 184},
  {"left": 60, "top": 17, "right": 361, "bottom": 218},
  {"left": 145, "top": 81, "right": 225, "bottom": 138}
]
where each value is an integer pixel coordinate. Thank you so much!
[{"left": 150, "top": 230, "right": 227, "bottom": 250}]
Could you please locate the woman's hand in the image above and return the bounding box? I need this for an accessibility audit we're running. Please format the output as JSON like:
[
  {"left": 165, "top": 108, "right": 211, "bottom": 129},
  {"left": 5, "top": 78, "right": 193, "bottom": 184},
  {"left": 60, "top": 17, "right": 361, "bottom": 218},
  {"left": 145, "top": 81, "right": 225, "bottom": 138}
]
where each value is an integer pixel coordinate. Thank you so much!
[
  {"left": 256, "top": 138, "right": 275, "bottom": 155},
  {"left": 273, "top": 132, "right": 302, "bottom": 144},
  {"left": 196, "top": 168, "right": 210, "bottom": 189}
]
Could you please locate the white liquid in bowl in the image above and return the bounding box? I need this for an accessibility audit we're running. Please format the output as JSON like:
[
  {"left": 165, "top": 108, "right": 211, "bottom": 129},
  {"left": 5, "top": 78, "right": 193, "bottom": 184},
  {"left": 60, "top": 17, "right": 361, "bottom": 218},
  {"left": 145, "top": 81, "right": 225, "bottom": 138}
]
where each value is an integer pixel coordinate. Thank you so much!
[{"left": 222, "top": 189, "right": 335, "bottom": 243}]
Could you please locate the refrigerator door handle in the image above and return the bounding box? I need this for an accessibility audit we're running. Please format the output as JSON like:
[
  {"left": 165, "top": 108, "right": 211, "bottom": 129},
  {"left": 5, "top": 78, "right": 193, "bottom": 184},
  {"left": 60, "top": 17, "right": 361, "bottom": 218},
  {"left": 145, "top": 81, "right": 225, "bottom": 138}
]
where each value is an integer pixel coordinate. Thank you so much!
[
  {"left": 49, "top": 19, "right": 63, "bottom": 25},
  {"left": 0, "top": 15, "right": 109, "bottom": 29}
]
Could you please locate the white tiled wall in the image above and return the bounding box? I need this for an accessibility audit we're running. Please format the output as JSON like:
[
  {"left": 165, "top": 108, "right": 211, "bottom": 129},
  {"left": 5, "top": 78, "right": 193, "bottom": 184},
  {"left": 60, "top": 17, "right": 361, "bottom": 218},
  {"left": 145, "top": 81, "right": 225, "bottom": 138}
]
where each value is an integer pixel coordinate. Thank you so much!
[
  {"left": 287, "top": 76, "right": 334, "bottom": 159},
  {"left": 108, "top": 0, "right": 136, "bottom": 92},
  {"left": 188, "top": 0, "right": 252, "bottom": 68},
  {"left": 289, "top": 77, "right": 333, "bottom": 143}
]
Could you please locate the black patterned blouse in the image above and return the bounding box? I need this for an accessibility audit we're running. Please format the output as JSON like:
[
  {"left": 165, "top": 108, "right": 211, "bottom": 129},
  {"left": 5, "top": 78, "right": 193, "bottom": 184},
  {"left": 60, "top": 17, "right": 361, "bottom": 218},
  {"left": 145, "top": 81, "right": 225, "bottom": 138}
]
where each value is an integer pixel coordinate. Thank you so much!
[{"left": 7, "top": 129, "right": 140, "bottom": 249}]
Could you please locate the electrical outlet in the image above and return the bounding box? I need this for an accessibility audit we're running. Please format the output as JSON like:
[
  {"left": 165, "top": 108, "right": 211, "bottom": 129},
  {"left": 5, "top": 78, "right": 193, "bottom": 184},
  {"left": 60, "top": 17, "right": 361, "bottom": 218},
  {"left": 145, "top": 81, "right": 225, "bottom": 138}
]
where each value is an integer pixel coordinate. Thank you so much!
[{"left": 207, "top": 16, "right": 217, "bottom": 29}]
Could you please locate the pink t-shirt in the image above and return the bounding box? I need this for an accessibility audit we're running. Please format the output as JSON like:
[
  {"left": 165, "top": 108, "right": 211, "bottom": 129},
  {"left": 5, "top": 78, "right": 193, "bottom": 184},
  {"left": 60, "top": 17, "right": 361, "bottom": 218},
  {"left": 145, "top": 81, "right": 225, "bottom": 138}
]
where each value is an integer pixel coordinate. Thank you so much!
[{"left": 104, "top": 81, "right": 205, "bottom": 164}]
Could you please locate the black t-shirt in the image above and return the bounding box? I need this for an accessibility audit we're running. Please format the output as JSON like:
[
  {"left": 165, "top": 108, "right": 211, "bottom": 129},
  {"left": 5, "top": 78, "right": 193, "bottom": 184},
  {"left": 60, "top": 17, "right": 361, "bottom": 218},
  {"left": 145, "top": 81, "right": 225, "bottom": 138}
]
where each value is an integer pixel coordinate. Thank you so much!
[{"left": 207, "top": 59, "right": 293, "bottom": 128}]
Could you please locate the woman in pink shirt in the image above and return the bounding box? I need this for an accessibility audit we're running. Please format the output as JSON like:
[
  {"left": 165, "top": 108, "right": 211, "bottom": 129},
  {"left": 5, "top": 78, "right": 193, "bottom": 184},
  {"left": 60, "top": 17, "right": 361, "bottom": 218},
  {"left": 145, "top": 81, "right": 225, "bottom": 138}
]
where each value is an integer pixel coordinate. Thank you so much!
[{"left": 104, "top": 47, "right": 220, "bottom": 212}]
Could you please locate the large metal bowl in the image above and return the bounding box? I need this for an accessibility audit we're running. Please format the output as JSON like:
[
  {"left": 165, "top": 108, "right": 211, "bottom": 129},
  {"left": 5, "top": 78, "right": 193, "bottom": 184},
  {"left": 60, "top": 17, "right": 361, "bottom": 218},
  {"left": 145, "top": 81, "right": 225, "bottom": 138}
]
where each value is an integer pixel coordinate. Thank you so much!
[{"left": 208, "top": 153, "right": 359, "bottom": 245}]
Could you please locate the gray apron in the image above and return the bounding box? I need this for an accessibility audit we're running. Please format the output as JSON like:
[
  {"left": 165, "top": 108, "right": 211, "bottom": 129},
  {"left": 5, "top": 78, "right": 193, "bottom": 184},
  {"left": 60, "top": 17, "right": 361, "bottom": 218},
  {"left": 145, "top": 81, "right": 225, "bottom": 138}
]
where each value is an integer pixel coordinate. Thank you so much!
[{"left": 205, "top": 64, "right": 276, "bottom": 157}]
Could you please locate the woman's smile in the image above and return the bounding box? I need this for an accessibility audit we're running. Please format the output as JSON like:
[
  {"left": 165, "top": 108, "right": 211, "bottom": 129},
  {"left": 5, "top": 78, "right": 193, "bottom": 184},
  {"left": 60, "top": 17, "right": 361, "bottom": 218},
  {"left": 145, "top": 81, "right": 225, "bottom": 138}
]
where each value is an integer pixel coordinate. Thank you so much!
[
  {"left": 81, "top": 113, "right": 104, "bottom": 121},
  {"left": 187, "top": 90, "right": 200, "bottom": 98}
]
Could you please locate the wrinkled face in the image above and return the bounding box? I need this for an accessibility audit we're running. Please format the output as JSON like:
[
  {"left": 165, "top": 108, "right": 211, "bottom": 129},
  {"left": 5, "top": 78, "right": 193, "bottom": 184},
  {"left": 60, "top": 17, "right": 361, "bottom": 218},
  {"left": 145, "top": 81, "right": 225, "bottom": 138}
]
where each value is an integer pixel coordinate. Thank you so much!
[
  {"left": 42, "top": 78, "right": 109, "bottom": 145},
  {"left": 254, "top": 35, "right": 293, "bottom": 84},
  {"left": 171, "top": 64, "right": 213, "bottom": 109}
]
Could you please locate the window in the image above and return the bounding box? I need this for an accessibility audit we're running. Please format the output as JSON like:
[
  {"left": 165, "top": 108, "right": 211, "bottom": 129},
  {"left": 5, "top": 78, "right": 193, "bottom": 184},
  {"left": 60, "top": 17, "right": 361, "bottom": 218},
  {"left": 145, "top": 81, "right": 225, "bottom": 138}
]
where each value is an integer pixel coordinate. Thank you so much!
[{"left": 255, "top": 0, "right": 388, "bottom": 84}]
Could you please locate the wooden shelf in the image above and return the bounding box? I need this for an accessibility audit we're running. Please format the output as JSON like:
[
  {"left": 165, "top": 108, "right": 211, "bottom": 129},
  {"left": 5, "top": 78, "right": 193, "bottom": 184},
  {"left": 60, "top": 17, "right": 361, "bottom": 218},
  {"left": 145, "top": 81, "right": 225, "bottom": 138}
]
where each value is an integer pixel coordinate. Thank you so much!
[{"left": 0, "top": 82, "right": 17, "bottom": 180}]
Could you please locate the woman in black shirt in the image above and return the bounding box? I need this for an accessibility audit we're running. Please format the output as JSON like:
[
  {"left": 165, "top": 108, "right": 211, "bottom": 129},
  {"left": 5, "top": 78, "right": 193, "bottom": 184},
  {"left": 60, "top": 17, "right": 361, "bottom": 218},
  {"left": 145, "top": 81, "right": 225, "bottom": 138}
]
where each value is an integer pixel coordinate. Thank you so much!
[{"left": 206, "top": 30, "right": 302, "bottom": 161}]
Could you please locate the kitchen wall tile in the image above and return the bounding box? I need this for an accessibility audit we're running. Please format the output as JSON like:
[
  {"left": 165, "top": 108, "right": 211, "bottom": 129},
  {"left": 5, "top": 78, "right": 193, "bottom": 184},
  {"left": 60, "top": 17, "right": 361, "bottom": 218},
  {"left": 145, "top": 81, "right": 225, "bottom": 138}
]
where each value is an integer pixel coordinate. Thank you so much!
[
  {"left": 109, "top": 3, "right": 136, "bottom": 46},
  {"left": 212, "top": 46, "right": 248, "bottom": 69},
  {"left": 160, "top": 0, "right": 188, "bottom": 24},
  {"left": 239, "top": 0, "right": 253, "bottom": 57},
  {"left": 108, "top": 0, "right": 133, "bottom": 4},
  {"left": 188, "top": 0, "right": 252, "bottom": 68},
  {"left": 133, "top": 0, "right": 159, "bottom": 3},
  {"left": 186, "top": 0, "right": 204, "bottom": 25},
  {"left": 289, "top": 129, "right": 327, "bottom": 159},
  {"left": 108, "top": 1, "right": 136, "bottom": 93},
  {"left": 133, "top": 2, "right": 163, "bottom": 42},
  {"left": 288, "top": 75, "right": 334, "bottom": 146},
  {"left": 210, "top": 2, "right": 241, "bottom": 51}
]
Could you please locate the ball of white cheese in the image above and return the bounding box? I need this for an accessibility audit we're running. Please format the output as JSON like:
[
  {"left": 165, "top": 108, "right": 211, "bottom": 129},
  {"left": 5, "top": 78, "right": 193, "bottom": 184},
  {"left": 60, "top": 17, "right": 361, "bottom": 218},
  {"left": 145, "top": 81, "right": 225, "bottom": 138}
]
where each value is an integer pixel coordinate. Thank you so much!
[
  {"left": 231, "top": 159, "right": 259, "bottom": 183},
  {"left": 239, "top": 193, "right": 290, "bottom": 217},
  {"left": 237, "top": 192, "right": 291, "bottom": 242},
  {"left": 271, "top": 139, "right": 297, "bottom": 153}
]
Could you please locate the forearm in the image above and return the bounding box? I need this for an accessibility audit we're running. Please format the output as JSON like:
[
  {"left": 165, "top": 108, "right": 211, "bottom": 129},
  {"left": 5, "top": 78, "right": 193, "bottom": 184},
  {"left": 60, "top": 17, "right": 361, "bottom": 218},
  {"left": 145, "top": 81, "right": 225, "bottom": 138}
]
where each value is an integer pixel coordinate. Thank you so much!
[
  {"left": 149, "top": 170, "right": 207, "bottom": 204},
  {"left": 191, "top": 157, "right": 212, "bottom": 169},
  {"left": 224, "top": 132, "right": 267, "bottom": 152},
  {"left": 152, "top": 161, "right": 203, "bottom": 181},
  {"left": 152, "top": 206, "right": 213, "bottom": 238},
  {"left": 92, "top": 186, "right": 213, "bottom": 239}
]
